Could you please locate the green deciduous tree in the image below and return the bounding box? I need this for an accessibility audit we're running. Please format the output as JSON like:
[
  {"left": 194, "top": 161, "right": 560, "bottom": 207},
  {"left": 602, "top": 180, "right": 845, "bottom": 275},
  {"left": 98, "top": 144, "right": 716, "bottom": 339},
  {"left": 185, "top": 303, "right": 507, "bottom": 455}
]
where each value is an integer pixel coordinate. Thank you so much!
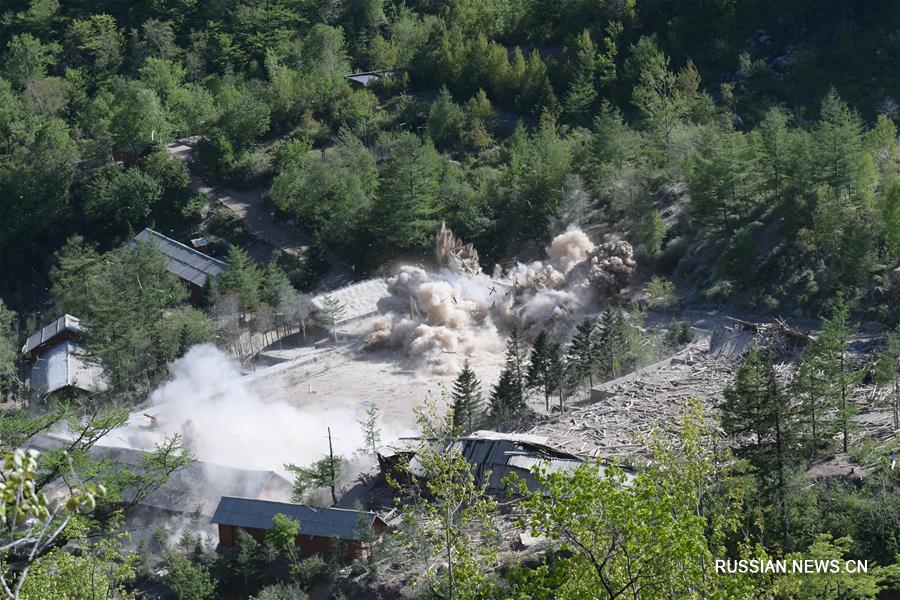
[
  {"left": 396, "top": 397, "right": 499, "bottom": 600},
  {"left": 215, "top": 79, "right": 271, "bottom": 151},
  {"left": 0, "top": 118, "right": 77, "bottom": 261},
  {"left": 517, "top": 403, "right": 768, "bottom": 599},
  {"left": 270, "top": 130, "right": 376, "bottom": 260},
  {"left": 165, "top": 551, "right": 216, "bottom": 600},
  {"left": 0, "top": 449, "right": 107, "bottom": 600},
  {"left": 83, "top": 165, "right": 162, "bottom": 238},
  {"left": 109, "top": 79, "right": 168, "bottom": 158},
  {"left": 20, "top": 523, "right": 138, "bottom": 600},
  {"left": 777, "top": 535, "right": 884, "bottom": 599},
  {"left": 2, "top": 34, "right": 59, "bottom": 89},
  {"left": 157, "top": 306, "right": 214, "bottom": 361},
  {"left": 65, "top": 14, "right": 124, "bottom": 82}
]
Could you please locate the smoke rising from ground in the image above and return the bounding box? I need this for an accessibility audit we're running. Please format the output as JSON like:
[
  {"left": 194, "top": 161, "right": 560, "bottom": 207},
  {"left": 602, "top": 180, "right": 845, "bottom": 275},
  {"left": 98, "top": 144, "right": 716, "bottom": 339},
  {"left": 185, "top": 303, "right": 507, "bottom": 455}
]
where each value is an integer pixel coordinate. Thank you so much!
[
  {"left": 365, "top": 226, "right": 636, "bottom": 373},
  {"left": 102, "top": 345, "right": 396, "bottom": 476}
]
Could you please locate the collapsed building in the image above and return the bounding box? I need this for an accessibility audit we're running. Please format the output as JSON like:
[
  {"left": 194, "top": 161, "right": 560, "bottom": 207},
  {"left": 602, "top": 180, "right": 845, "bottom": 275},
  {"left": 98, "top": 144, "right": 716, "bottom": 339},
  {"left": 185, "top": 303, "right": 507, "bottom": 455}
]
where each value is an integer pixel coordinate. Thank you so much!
[
  {"left": 378, "top": 430, "right": 602, "bottom": 494},
  {"left": 28, "top": 433, "right": 293, "bottom": 520}
]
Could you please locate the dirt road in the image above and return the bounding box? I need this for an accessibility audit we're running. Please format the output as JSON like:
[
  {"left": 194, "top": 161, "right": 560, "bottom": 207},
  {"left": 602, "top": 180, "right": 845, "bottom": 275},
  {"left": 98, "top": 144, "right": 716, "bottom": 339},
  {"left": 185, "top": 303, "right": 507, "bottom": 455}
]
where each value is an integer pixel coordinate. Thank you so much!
[{"left": 167, "top": 139, "right": 315, "bottom": 258}]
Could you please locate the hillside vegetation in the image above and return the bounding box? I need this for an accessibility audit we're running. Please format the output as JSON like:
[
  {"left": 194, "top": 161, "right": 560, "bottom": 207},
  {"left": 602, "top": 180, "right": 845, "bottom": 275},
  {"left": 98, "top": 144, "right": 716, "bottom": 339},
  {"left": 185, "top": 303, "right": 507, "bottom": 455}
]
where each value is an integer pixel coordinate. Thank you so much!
[
  {"left": 1, "top": 1, "right": 900, "bottom": 599},
  {"left": 0, "top": 0, "right": 897, "bottom": 319}
]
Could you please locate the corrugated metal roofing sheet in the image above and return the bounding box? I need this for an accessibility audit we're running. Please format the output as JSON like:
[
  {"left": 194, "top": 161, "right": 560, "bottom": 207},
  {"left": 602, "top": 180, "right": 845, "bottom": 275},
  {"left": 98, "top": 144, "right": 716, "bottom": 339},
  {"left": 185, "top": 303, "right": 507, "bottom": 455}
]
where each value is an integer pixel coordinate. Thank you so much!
[
  {"left": 29, "top": 340, "right": 105, "bottom": 395},
  {"left": 132, "top": 229, "right": 226, "bottom": 288},
  {"left": 23, "top": 315, "right": 84, "bottom": 356},
  {"left": 26, "top": 438, "right": 292, "bottom": 516},
  {"left": 211, "top": 496, "right": 377, "bottom": 540}
]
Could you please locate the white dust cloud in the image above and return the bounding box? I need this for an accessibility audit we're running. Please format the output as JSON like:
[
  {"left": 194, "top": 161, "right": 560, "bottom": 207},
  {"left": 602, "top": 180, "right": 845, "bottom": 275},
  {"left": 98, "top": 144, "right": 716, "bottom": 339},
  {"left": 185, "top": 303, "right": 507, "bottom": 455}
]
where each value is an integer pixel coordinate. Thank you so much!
[
  {"left": 365, "top": 226, "right": 636, "bottom": 373},
  {"left": 102, "top": 345, "right": 387, "bottom": 474}
]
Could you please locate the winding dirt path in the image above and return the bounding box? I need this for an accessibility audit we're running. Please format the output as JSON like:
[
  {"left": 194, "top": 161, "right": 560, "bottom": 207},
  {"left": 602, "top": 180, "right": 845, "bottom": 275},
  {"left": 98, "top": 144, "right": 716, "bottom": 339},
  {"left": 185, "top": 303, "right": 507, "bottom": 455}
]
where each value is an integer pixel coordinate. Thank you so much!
[{"left": 167, "top": 138, "right": 314, "bottom": 258}]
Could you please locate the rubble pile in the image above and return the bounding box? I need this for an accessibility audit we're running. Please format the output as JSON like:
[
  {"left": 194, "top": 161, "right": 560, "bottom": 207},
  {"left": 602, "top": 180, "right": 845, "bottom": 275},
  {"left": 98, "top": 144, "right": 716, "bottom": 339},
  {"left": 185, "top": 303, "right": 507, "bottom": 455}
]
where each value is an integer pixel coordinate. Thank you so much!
[
  {"left": 435, "top": 221, "right": 481, "bottom": 276},
  {"left": 526, "top": 348, "right": 737, "bottom": 463}
]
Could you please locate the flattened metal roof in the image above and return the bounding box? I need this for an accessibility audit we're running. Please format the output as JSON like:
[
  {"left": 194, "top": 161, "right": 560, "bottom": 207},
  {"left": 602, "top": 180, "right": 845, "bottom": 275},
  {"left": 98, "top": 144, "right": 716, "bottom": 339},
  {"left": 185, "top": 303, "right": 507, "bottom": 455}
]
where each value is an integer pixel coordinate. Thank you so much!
[
  {"left": 23, "top": 315, "right": 84, "bottom": 356},
  {"left": 26, "top": 437, "right": 292, "bottom": 517},
  {"left": 132, "top": 229, "right": 226, "bottom": 288},
  {"left": 211, "top": 496, "right": 378, "bottom": 540}
]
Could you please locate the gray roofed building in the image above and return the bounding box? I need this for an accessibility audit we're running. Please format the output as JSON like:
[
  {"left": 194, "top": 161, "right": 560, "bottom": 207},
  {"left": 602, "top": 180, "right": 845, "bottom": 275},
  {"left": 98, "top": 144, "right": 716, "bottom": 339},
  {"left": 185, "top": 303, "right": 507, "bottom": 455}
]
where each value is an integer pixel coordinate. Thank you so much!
[
  {"left": 22, "top": 314, "right": 84, "bottom": 358},
  {"left": 27, "top": 435, "right": 293, "bottom": 518},
  {"left": 21, "top": 315, "right": 106, "bottom": 397},
  {"left": 28, "top": 340, "right": 107, "bottom": 396},
  {"left": 211, "top": 496, "right": 378, "bottom": 540},
  {"left": 399, "top": 431, "right": 600, "bottom": 494},
  {"left": 448, "top": 431, "right": 584, "bottom": 492},
  {"left": 132, "top": 228, "right": 226, "bottom": 290},
  {"left": 211, "top": 496, "right": 387, "bottom": 558}
]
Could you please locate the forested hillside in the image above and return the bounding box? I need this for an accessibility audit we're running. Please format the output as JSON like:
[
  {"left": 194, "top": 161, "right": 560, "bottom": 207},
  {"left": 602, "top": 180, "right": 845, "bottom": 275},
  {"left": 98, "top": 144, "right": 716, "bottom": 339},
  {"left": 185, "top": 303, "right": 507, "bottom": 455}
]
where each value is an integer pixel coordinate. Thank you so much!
[
  {"left": 0, "top": 0, "right": 898, "bottom": 319},
  {"left": 2, "top": 1, "right": 900, "bottom": 599}
]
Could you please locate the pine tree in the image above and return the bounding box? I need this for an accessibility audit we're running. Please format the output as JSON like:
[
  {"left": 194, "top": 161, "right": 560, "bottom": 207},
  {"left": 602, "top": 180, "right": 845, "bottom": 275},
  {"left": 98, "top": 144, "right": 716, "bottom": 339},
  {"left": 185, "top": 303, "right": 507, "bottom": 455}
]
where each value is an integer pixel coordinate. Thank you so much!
[
  {"left": 815, "top": 88, "right": 874, "bottom": 202},
  {"left": 874, "top": 329, "right": 900, "bottom": 432},
  {"left": 490, "top": 329, "right": 527, "bottom": 422},
  {"left": 316, "top": 295, "right": 346, "bottom": 342},
  {"left": 489, "top": 368, "right": 520, "bottom": 424},
  {"left": 451, "top": 360, "right": 482, "bottom": 434},
  {"left": 505, "top": 326, "right": 527, "bottom": 399},
  {"left": 526, "top": 330, "right": 561, "bottom": 412},
  {"left": 755, "top": 107, "right": 790, "bottom": 207},
  {"left": 686, "top": 123, "right": 752, "bottom": 232},
  {"left": 812, "top": 294, "right": 861, "bottom": 453},
  {"left": 567, "top": 317, "right": 598, "bottom": 388},
  {"left": 358, "top": 401, "right": 381, "bottom": 454},
  {"left": 217, "top": 246, "right": 262, "bottom": 316},
  {"left": 721, "top": 347, "right": 797, "bottom": 551},
  {"left": 792, "top": 346, "right": 830, "bottom": 458},
  {"left": 566, "top": 317, "right": 599, "bottom": 394},
  {"left": 595, "top": 308, "right": 644, "bottom": 381}
]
